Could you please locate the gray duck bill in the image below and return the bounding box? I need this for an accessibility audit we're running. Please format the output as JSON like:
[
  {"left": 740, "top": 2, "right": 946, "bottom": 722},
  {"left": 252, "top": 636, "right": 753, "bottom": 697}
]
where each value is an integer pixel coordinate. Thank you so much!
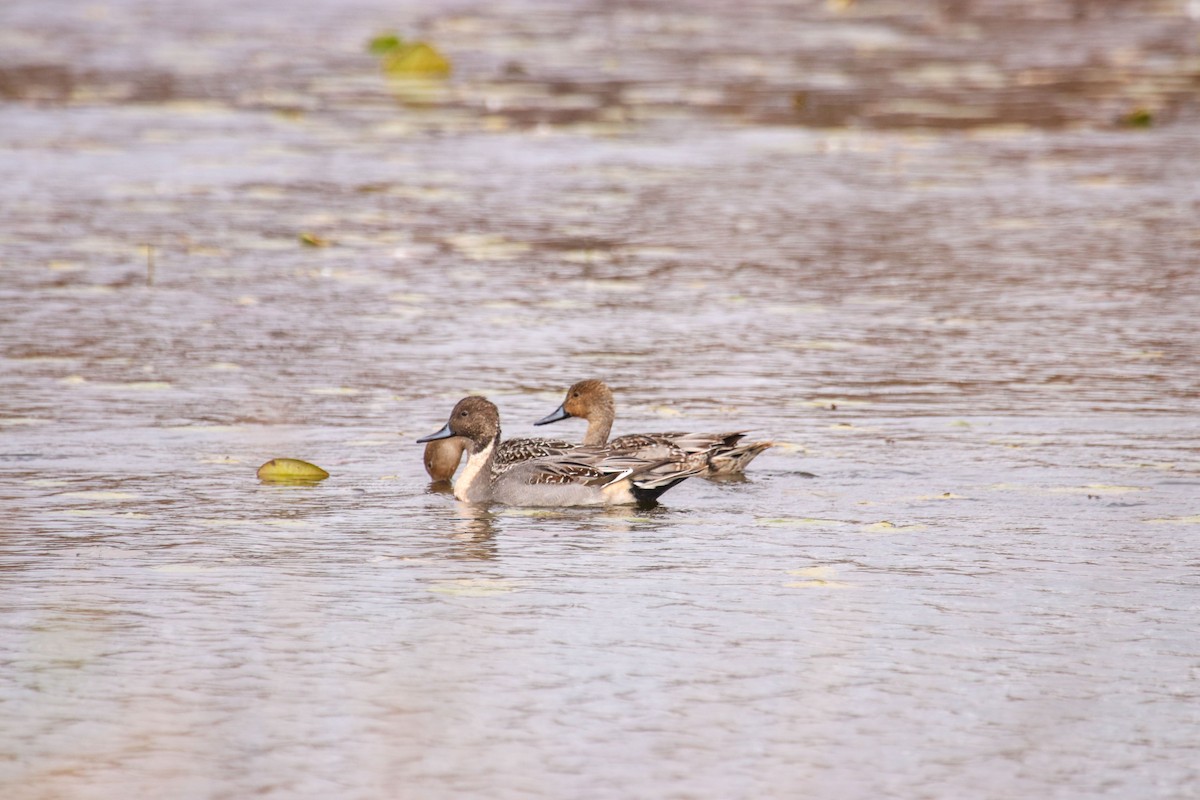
[
  {"left": 533, "top": 404, "right": 572, "bottom": 426},
  {"left": 416, "top": 421, "right": 454, "bottom": 443}
]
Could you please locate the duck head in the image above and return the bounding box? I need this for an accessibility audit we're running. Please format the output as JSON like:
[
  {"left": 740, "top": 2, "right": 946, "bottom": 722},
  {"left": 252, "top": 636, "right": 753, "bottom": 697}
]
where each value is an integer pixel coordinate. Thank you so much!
[
  {"left": 417, "top": 395, "right": 501, "bottom": 454},
  {"left": 534, "top": 379, "right": 615, "bottom": 426}
]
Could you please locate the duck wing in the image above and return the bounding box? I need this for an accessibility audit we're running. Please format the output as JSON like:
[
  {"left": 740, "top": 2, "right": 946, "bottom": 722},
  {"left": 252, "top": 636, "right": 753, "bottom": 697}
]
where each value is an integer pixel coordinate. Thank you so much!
[{"left": 495, "top": 436, "right": 578, "bottom": 473}]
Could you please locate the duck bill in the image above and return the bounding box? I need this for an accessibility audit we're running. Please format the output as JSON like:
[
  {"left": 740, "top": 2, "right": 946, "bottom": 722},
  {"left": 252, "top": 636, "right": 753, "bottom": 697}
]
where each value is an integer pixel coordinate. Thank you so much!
[
  {"left": 416, "top": 421, "right": 455, "bottom": 443},
  {"left": 534, "top": 404, "right": 572, "bottom": 426}
]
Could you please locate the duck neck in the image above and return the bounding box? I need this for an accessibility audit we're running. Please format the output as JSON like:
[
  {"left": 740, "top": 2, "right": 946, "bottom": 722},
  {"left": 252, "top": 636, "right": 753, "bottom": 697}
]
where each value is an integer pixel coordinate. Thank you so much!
[
  {"left": 454, "top": 434, "right": 498, "bottom": 503},
  {"left": 582, "top": 403, "right": 615, "bottom": 446}
]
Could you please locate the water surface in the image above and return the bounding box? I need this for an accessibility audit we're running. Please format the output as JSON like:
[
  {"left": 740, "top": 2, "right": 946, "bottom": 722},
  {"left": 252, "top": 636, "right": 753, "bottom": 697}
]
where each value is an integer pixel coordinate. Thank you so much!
[{"left": 2, "top": 0, "right": 1199, "bottom": 797}]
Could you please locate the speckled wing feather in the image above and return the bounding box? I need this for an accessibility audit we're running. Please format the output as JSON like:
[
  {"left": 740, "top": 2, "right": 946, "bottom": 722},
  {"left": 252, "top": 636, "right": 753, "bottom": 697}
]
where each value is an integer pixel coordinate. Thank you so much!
[
  {"left": 494, "top": 436, "right": 578, "bottom": 473},
  {"left": 606, "top": 431, "right": 772, "bottom": 475},
  {"left": 517, "top": 449, "right": 707, "bottom": 490},
  {"left": 517, "top": 449, "right": 640, "bottom": 486}
]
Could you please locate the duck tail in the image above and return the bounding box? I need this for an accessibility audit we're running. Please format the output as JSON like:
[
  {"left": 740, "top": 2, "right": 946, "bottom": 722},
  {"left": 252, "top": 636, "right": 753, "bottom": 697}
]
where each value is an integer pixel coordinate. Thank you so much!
[
  {"left": 626, "top": 452, "right": 708, "bottom": 504},
  {"left": 628, "top": 474, "right": 691, "bottom": 504},
  {"left": 706, "top": 439, "right": 773, "bottom": 475}
]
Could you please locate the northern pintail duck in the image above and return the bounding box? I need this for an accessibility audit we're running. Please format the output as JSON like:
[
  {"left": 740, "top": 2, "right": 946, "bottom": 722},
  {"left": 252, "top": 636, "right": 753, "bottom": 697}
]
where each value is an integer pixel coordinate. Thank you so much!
[
  {"left": 534, "top": 379, "right": 773, "bottom": 475},
  {"left": 417, "top": 396, "right": 707, "bottom": 506},
  {"left": 422, "top": 433, "right": 576, "bottom": 481}
]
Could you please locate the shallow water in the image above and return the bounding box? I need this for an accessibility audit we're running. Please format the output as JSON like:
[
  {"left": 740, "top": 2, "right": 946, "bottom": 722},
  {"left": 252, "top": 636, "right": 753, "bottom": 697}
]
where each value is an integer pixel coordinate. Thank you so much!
[{"left": 3, "top": 0, "right": 1200, "bottom": 797}]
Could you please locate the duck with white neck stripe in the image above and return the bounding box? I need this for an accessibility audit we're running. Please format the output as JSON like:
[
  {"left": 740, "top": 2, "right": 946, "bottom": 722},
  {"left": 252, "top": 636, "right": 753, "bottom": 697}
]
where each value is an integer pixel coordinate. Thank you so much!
[{"left": 418, "top": 396, "right": 707, "bottom": 506}]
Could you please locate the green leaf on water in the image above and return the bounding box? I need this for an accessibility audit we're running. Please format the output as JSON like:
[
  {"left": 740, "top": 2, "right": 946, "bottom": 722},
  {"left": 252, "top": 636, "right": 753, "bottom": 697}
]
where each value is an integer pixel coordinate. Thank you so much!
[
  {"left": 379, "top": 40, "right": 451, "bottom": 77},
  {"left": 256, "top": 458, "right": 329, "bottom": 483},
  {"left": 368, "top": 33, "right": 404, "bottom": 55},
  {"left": 1122, "top": 108, "right": 1153, "bottom": 128},
  {"left": 299, "top": 232, "right": 330, "bottom": 247}
]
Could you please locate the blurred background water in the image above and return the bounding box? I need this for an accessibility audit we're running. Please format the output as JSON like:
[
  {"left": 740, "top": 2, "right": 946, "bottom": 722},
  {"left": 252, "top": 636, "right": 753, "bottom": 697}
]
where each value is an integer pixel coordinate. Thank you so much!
[{"left": 2, "top": 1, "right": 1198, "bottom": 797}]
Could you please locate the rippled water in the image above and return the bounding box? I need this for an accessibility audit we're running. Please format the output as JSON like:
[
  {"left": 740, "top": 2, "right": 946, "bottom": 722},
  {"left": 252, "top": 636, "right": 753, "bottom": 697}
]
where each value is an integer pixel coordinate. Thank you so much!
[{"left": 2, "top": 0, "right": 1199, "bottom": 797}]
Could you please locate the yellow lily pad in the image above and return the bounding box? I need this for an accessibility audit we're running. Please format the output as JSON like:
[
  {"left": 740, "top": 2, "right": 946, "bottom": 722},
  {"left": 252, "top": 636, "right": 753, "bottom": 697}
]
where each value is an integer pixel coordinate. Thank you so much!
[
  {"left": 787, "top": 566, "right": 837, "bottom": 578},
  {"left": 370, "top": 34, "right": 452, "bottom": 77},
  {"left": 256, "top": 458, "right": 329, "bottom": 483},
  {"left": 299, "top": 232, "right": 330, "bottom": 247}
]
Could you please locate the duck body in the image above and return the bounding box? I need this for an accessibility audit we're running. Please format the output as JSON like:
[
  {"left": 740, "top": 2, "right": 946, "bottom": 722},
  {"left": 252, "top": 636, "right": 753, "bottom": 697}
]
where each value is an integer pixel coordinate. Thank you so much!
[
  {"left": 418, "top": 396, "right": 705, "bottom": 506},
  {"left": 534, "top": 379, "right": 772, "bottom": 476}
]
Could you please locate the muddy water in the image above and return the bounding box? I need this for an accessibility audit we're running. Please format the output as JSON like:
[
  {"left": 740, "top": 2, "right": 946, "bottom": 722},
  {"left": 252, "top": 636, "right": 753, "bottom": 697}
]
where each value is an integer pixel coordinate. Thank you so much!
[{"left": 2, "top": 0, "right": 1199, "bottom": 797}]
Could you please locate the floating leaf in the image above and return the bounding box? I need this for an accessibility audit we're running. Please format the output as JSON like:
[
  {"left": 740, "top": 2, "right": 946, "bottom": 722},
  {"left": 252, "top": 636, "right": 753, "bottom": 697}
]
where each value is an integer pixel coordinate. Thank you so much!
[
  {"left": 256, "top": 458, "right": 329, "bottom": 483},
  {"left": 786, "top": 565, "right": 852, "bottom": 587},
  {"left": 368, "top": 33, "right": 403, "bottom": 55},
  {"left": 370, "top": 33, "right": 452, "bottom": 77},
  {"left": 1122, "top": 108, "right": 1153, "bottom": 128},
  {"left": 787, "top": 566, "right": 837, "bottom": 578},
  {"left": 299, "top": 232, "right": 330, "bottom": 247}
]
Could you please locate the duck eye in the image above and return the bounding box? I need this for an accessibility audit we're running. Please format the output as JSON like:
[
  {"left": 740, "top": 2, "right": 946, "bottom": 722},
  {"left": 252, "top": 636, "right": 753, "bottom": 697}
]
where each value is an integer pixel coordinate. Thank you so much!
[
  {"left": 572, "top": 392, "right": 579, "bottom": 398},
  {"left": 460, "top": 410, "right": 468, "bottom": 417}
]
